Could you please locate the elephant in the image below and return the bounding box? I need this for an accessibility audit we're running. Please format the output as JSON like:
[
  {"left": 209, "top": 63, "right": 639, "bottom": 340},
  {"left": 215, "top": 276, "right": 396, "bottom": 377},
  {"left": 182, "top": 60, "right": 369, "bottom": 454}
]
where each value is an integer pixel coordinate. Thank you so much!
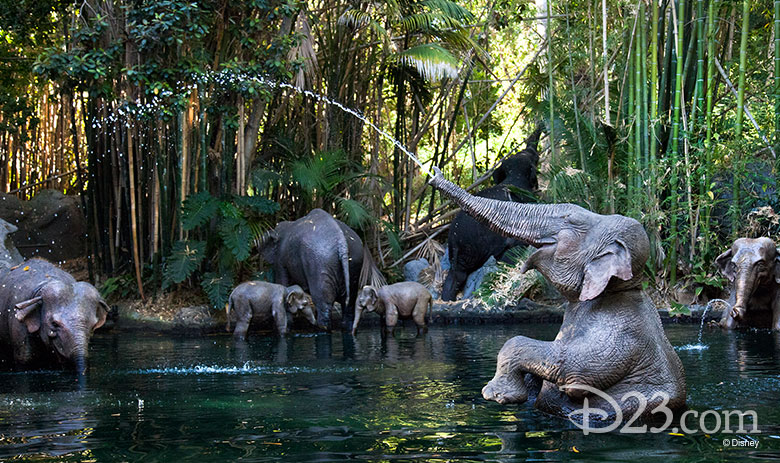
[
  {"left": 0, "top": 258, "right": 108, "bottom": 372},
  {"left": 715, "top": 237, "right": 780, "bottom": 330},
  {"left": 226, "top": 281, "right": 316, "bottom": 339},
  {"left": 352, "top": 282, "right": 432, "bottom": 336},
  {"left": 429, "top": 167, "right": 686, "bottom": 424},
  {"left": 442, "top": 126, "right": 542, "bottom": 301},
  {"left": 258, "top": 208, "right": 363, "bottom": 331}
]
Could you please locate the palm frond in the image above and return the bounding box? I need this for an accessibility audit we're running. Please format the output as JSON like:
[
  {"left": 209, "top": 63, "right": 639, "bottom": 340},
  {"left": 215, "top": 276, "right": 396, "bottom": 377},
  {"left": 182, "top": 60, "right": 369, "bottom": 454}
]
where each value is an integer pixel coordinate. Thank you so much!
[
  {"left": 397, "top": 43, "right": 459, "bottom": 81},
  {"left": 422, "top": 0, "right": 474, "bottom": 22},
  {"left": 336, "top": 197, "right": 373, "bottom": 230}
]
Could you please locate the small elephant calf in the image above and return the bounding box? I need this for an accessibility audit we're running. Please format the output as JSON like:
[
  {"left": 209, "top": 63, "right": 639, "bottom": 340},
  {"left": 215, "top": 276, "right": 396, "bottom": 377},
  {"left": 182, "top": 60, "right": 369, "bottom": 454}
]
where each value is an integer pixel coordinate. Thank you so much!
[
  {"left": 226, "top": 282, "right": 316, "bottom": 339},
  {"left": 352, "top": 282, "right": 432, "bottom": 335}
]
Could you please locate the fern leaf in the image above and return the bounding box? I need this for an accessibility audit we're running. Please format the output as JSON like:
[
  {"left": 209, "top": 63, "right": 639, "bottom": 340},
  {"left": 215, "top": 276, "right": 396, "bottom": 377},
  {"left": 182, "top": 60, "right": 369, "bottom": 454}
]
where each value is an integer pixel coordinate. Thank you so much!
[
  {"left": 201, "top": 271, "right": 234, "bottom": 309},
  {"left": 336, "top": 197, "right": 373, "bottom": 230},
  {"left": 234, "top": 195, "right": 280, "bottom": 215},
  {"left": 181, "top": 192, "right": 220, "bottom": 231},
  {"left": 163, "top": 240, "right": 206, "bottom": 289},
  {"left": 218, "top": 215, "right": 252, "bottom": 261}
]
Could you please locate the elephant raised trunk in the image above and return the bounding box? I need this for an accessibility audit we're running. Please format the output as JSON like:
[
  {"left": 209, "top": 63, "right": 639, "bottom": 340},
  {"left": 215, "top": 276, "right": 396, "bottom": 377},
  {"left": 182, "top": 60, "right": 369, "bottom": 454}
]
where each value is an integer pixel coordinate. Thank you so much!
[{"left": 430, "top": 167, "right": 573, "bottom": 247}]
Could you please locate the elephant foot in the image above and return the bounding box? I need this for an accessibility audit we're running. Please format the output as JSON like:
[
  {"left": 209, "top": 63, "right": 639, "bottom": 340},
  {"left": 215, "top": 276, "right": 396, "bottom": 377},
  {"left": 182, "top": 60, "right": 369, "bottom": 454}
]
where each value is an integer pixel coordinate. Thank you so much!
[{"left": 482, "top": 374, "right": 529, "bottom": 405}]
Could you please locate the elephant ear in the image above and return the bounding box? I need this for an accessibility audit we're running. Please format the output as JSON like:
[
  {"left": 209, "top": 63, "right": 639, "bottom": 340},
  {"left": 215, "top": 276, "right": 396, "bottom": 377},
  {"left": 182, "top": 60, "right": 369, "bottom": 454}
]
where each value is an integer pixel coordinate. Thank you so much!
[
  {"left": 580, "top": 240, "right": 633, "bottom": 301},
  {"left": 95, "top": 299, "right": 109, "bottom": 330},
  {"left": 285, "top": 285, "right": 304, "bottom": 313},
  {"left": 14, "top": 296, "right": 43, "bottom": 333},
  {"left": 368, "top": 286, "right": 378, "bottom": 304},
  {"left": 774, "top": 249, "right": 780, "bottom": 284},
  {"left": 715, "top": 248, "right": 735, "bottom": 281}
]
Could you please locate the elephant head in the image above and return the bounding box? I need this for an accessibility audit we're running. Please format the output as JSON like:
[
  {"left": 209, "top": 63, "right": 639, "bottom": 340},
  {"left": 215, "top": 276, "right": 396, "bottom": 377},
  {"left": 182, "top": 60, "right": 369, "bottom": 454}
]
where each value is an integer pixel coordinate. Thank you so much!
[
  {"left": 14, "top": 281, "right": 108, "bottom": 373},
  {"left": 352, "top": 286, "right": 379, "bottom": 335},
  {"left": 716, "top": 237, "right": 780, "bottom": 321},
  {"left": 429, "top": 167, "right": 649, "bottom": 301},
  {"left": 285, "top": 285, "right": 317, "bottom": 326}
]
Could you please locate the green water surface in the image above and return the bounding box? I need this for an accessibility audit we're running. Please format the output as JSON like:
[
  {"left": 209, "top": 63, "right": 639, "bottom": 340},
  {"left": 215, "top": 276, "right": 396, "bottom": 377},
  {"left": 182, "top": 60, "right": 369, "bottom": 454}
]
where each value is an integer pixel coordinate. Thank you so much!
[{"left": 0, "top": 324, "right": 779, "bottom": 461}]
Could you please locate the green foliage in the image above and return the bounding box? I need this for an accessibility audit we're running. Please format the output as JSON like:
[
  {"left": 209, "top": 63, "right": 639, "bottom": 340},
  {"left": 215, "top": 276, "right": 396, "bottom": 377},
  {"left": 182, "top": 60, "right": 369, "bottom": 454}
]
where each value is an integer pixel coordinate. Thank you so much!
[
  {"left": 475, "top": 247, "right": 544, "bottom": 307},
  {"left": 163, "top": 192, "right": 279, "bottom": 307},
  {"left": 163, "top": 240, "right": 207, "bottom": 289},
  {"left": 201, "top": 271, "right": 234, "bottom": 309},
  {"left": 669, "top": 302, "right": 692, "bottom": 318},
  {"left": 181, "top": 192, "right": 221, "bottom": 231}
]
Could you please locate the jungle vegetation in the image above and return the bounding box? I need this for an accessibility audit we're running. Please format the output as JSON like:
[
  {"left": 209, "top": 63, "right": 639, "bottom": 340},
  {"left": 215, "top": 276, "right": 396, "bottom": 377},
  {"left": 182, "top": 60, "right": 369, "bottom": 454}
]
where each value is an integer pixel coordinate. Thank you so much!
[{"left": 2, "top": 0, "right": 779, "bottom": 307}]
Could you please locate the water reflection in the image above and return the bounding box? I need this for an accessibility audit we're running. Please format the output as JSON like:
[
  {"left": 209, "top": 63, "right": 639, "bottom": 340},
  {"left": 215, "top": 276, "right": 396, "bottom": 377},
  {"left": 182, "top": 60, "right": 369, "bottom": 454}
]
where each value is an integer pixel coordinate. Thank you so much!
[{"left": 0, "top": 325, "right": 778, "bottom": 461}]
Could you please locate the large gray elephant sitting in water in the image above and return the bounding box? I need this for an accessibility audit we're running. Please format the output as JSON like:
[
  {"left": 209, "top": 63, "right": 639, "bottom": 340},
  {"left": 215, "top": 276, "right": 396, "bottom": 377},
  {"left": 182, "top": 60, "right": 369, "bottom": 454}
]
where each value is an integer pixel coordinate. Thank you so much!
[
  {"left": 258, "top": 209, "right": 363, "bottom": 331},
  {"left": 429, "top": 167, "right": 685, "bottom": 423},
  {"left": 0, "top": 259, "right": 108, "bottom": 372}
]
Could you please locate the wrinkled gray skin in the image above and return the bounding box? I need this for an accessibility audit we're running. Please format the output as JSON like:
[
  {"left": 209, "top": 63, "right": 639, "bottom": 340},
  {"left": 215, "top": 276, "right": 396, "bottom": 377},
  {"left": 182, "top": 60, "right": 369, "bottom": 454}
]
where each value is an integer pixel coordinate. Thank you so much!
[
  {"left": 226, "top": 282, "right": 316, "bottom": 339},
  {"left": 0, "top": 259, "right": 107, "bottom": 373},
  {"left": 352, "top": 282, "right": 432, "bottom": 336},
  {"left": 429, "top": 167, "right": 686, "bottom": 422},
  {"left": 0, "top": 219, "right": 23, "bottom": 271},
  {"left": 259, "top": 209, "right": 363, "bottom": 331},
  {"left": 716, "top": 237, "right": 780, "bottom": 330}
]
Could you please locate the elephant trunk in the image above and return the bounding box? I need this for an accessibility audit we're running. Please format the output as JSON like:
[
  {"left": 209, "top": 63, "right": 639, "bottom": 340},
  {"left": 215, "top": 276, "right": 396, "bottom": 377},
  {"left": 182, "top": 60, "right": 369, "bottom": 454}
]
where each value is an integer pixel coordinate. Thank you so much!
[
  {"left": 732, "top": 267, "right": 757, "bottom": 320},
  {"left": 351, "top": 306, "right": 363, "bottom": 335},
  {"left": 429, "top": 170, "right": 573, "bottom": 246}
]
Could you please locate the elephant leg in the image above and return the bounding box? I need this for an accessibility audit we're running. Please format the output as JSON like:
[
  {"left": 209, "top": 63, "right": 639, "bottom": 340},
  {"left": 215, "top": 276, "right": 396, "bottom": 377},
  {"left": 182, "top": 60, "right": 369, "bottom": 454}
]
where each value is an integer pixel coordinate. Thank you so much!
[
  {"left": 482, "top": 335, "right": 561, "bottom": 405},
  {"left": 412, "top": 300, "right": 428, "bottom": 335},
  {"left": 772, "top": 297, "right": 780, "bottom": 331},
  {"left": 311, "top": 290, "right": 336, "bottom": 331},
  {"left": 233, "top": 312, "right": 252, "bottom": 341},
  {"left": 339, "top": 292, "right": 353, "bottom": 331},
  {"left": 441, "top": 269, "right": 467, "bottom": 301},
  {"left": 385, "top": 305, "right": 399, "bottom": 337}
]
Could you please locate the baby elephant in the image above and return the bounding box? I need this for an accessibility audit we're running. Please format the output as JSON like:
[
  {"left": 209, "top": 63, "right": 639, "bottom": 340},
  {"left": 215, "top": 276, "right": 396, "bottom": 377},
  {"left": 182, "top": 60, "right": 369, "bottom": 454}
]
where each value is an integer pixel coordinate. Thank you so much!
[
  {"left": 226, "top": 282, "right": 316, "bottom": 339},
  {"left": 716, "top": 237, "right": 780, "bottom": 330},
  {"left": 352, "top": 282, "right": 432, "bottom": 335}
]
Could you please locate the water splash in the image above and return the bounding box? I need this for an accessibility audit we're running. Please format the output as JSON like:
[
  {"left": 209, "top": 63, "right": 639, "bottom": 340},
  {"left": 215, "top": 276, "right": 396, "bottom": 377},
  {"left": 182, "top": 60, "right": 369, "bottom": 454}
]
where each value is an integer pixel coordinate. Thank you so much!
[
  {"left": 676, "top": 298, "right": 729, "bottom": 352},
  {"left": 88, "top": 69, "right": 431, "bottom": 176},
  {"left": 131, "top": 362, "right": 359, "bottom": 376}
]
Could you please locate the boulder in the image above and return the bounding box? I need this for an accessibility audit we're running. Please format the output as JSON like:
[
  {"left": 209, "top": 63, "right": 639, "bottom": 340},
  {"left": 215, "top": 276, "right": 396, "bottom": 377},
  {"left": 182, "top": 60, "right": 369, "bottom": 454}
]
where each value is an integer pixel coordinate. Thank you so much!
[
  {"left": 403, "top": 258, "right": 430, "bottom": 282},
  {"left": 0, "top": 190, "right": 86, "bottom": 261},
  {"left": 462, "top": 256, "right": 499, "bottom": 299},
  {"left": 0, "top": 218, "right": 23, "bottom": 270}
]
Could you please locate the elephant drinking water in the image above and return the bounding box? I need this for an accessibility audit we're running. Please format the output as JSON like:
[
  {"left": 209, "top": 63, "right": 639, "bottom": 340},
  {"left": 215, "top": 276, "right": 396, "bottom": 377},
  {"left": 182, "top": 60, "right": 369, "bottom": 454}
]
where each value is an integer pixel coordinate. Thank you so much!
[{"left": 429, "top": 167, "right": 686, "bottom": 424}]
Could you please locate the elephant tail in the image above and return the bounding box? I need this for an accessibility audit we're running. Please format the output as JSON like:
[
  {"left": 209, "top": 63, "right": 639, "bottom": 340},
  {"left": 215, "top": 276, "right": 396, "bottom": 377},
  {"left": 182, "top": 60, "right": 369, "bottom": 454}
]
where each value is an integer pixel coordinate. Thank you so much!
[{"left": 225, "top": 298, "right": 233, "bottom": 332}]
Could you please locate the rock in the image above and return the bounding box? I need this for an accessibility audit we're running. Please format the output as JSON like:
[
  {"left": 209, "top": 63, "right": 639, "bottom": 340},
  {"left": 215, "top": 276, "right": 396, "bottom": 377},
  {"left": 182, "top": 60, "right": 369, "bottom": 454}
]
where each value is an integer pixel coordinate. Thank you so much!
[
  {"left": 403, "top": 258, "right": 430, "bottom": 282},
  {"left": 441, "top": 248, "right": 450, "bottom": 271},
  {"left": 0, "top": 190, "right": 86, "bottom": 261},
  {"left": 0, "top": 218, "right": 23, "bottom": 270},
  {"left": 173, "top": 305, "right": 218, "bottom": 330},
  {"left": 462, "top": 256, "right": 498, "bottom": 299}
]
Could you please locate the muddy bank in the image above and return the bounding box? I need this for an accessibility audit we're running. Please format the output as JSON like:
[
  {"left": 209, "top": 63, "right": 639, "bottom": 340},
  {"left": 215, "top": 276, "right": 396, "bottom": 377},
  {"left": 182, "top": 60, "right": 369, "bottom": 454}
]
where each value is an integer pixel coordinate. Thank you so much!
[{"left": 103, "top": 297, "right": 728, "bottom": 335}]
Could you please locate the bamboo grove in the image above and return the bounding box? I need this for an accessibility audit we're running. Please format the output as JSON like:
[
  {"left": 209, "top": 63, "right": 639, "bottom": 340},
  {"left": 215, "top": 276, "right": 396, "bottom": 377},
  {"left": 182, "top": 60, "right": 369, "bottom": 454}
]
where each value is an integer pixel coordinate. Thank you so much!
[{"left": 1, "top": 0, "right": 780, "bottom": 304}]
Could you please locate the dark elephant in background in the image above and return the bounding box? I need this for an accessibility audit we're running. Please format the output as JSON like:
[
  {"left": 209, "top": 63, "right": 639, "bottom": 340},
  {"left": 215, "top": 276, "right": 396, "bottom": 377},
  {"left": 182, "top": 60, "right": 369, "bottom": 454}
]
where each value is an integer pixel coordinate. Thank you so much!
[
  {"left": 715, "top": 237, "right": 780, "bottom": 330},
  {"left": 258, "top": 208, "right": 363, "bottom": 331},
  {"left": 441, "top": 125, "right": 543, "bottom": 301},
  {"left": 0, "top": 259, "right": 108, "bottom": 372},
  {"left": 429, "top": 168, "right": 686, "bottom": 423}
]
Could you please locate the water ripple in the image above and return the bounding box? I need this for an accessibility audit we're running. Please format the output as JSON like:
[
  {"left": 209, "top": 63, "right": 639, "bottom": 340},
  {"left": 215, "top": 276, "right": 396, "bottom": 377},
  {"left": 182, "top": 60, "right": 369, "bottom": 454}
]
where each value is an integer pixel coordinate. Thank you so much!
[{"left": 131, "top": 362, "right": 360, "bottom": 376}]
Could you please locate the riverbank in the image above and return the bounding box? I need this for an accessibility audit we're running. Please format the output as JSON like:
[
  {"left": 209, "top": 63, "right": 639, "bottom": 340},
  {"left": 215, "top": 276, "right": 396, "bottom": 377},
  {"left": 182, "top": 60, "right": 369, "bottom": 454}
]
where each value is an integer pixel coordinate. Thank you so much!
[{"left": 105, "top": 297, "right": 729, "bottom": 335}]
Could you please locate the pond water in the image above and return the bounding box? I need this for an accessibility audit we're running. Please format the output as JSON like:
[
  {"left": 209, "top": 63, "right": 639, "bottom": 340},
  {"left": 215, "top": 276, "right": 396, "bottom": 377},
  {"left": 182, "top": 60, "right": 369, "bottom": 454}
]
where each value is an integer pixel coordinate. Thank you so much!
[{"left": 1, "top": 324, "right": 779, "bottom": 462}]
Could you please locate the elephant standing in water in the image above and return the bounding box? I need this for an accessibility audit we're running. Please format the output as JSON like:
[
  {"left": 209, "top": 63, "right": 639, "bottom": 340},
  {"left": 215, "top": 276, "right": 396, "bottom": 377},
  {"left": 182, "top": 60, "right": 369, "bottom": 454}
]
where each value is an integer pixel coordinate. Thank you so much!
[
  {"left": 226, "top": 282, "right": 316, "bottom": 339},
  {"left": 429, "top": 168, "right": 686, "bottom": 423},
  {"left": 442, "top": 126, "right": 542, "bottom": 301},
  {"left": 0, "top": 259, "right": 108, "bottom": 372},
  {"left": 716, "top": 237, "right": 780, "bottom": 330},
  {"left": 352, "top": 282, "right": 432, "bottom": 335},
  {"left": 258, "top": 209, "right": 363, "bottom": 331}
]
